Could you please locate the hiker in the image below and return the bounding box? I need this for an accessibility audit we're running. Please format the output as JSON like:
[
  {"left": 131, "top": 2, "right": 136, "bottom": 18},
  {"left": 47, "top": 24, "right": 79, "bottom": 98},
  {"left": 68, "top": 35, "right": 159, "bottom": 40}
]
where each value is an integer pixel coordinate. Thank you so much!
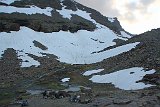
[
  {"left": 70, "top": 94, "right": 80, "bottom": 103},
  {"left": 48, "top": 91, "right": 56, "bottom": 99},
  {"left": 55, "top": 91, "right": 70, "bottom": 99},
  {"left": 46, "top": 90, "right": 50, "bottom": 98},
  {"left": 42, "top": 90, "right": 71, "bottom": 99},
  {"left": 21, "top": 100, "right": 28, "bottom": 107},
  {"left": 42, "top": 90, "right": 47, "bottom": 99},
  {"left": 42, "top": 90, "right": 56, "bottom": 99}
]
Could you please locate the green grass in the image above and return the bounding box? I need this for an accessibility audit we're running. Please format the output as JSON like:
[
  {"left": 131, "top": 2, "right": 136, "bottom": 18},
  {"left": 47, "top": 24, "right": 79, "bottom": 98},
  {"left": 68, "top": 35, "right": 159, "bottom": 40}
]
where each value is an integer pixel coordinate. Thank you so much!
[
  {"left": 35, "top": 80, "right": 66, "bottom": 90},
  {"left": 0, "top": 99, "right": 12, "bottom": 106},
  {"left": 0, "top": 92, "right": 14, "bottom": 106},
  {"left": 47, "top": 82, "right": 65, "bottom": 90},
  {"left": 0, "top": 82, "right": 12, "bottom": 88}
]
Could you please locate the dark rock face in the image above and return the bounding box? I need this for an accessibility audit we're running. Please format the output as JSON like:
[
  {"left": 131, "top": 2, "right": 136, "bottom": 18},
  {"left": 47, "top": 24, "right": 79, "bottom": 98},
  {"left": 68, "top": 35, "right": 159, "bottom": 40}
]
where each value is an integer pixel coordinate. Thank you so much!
[
  {"left": 0, "top": 21, "right": 20, "bottom": 32},
  {"left": 9, "top": 23, "right": 20, "bottom": 31},
  {"left": 62, "top": 0, "right": 77, "bottom": 11},
  {"left": 0, "top": 0, "right": 97, "bottom": 33},
  {"left": 142, "top": 74, "right": 160, "bottom": 85},
  {"left": 70, "top": 14, "right": 96, "bottom": 32},
  {"left": 11, "top": 0, "right": 62, "bottom": 10},
  {"left": 0, "top": 12, "right": 96, "bottom": 33}
]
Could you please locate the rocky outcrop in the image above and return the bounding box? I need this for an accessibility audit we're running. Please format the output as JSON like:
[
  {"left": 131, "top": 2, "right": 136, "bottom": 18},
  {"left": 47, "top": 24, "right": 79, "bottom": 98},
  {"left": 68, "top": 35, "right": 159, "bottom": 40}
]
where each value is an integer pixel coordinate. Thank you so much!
[
  {"left": 0, "top": 12, "right": 96, "bottom": 33},
  {"left": 0, "top": 48, "right": 22, "bottom": 84},
  {"left": 142, "top": 74, "right": 160, "bottom": 85},
  {"left": 113, "top": 99, "right": 132, "bottom": 105},
  {"left": 33, "top": 40, "right": 48, "bottom": 50},
  {"left": 0, "top": 21, "right": 20, "bottom": 32},
  {"left": 10, "top": 0, "right": 62, "bottom": 10},
  {"left": 62, "top": 0, "right": 77, "bottom": 11}
]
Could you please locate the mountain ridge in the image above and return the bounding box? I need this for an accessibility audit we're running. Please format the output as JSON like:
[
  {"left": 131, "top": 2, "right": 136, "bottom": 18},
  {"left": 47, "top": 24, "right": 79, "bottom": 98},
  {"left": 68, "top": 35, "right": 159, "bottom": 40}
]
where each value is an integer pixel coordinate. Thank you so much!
[{"left": 0, "top": 0, "right": 129, "bottom": 36}]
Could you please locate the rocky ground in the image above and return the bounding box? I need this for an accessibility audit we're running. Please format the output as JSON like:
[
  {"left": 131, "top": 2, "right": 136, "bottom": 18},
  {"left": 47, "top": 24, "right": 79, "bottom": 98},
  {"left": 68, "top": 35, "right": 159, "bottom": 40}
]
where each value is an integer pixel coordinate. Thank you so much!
[{"left": 7, "top": 87, "right": 160, "bottom": 107}]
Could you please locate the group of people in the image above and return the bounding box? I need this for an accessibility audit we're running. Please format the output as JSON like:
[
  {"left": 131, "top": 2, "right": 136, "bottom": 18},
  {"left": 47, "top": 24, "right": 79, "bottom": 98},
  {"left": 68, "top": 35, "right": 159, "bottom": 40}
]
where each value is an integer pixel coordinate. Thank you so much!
[
  {"left": 42, "top": 90, "right": 71, "bottom": 99},
  {"left": 42, "top": 90, "right": 93, "bottom": 104},
  {"left": 17, "top": 89, "right": 92, "bottom": 107}
]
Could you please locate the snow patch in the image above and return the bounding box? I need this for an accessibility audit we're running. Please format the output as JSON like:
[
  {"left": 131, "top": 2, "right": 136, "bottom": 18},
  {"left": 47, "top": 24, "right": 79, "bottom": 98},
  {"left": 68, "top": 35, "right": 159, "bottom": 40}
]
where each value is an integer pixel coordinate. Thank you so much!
[
  {"left": 83, "top": 69, "right": 104, "bottom": 76},
  {"left": 60, "top": 0, "right": 64, "bottom": 2},
  {"left": 0, "top": 0, "right": 21, "bottom": 5},
  {"left": 120, "top": 31, "right": 131, "bottom": 39},
  {"left": 90, "top": 67, "right": 156, "bottom": 90},
  {"left": 18, "top": 51, "right": 40, "bottom": 67},
  {"left": 108, "top": 17, "right": 115, "bottom": 23},
  {"left": 61, "top": 78, "right": 70, "bottom": 82},
  {"left": 58, "top": 7, "right": 91, "bottom": 20},
  {"left": 0, "top": 5, "right": 53, "bottom": 16},
  {"left": 57, "top": 4, "right": 103, "bottom": 28}
]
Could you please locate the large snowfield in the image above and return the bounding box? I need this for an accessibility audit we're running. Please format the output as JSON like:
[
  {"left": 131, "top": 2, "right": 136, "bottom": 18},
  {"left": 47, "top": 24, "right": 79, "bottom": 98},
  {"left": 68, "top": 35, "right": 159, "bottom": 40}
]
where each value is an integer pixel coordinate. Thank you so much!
[{"left": 0, "top": 27, "right": 139, "bottom": 67}]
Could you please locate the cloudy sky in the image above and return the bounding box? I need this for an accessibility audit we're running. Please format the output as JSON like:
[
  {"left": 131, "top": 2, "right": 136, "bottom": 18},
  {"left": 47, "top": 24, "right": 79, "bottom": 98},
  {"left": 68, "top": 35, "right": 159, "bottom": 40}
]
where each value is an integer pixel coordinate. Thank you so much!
[{"left": 75, "top": 0, "right": 160, "bottom": 34}]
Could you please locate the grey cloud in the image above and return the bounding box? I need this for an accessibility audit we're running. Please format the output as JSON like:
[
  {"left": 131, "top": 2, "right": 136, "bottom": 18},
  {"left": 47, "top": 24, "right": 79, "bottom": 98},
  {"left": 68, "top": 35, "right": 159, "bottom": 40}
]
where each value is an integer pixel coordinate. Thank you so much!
[
  {"left": 123, "top": 12, "right": 136, "bottom": 22},
  {"left": 75, "top": 0, "right": 120, "bottom": 17},
  {"left": 75, "top": 0, "right": 156, "bottom": 24},
  {"left": 140, "top": 0, "right": 155, "bottom": 6},
  {"left": 125, "top": 0, "right": 156, "bottom": 12},
  {"left": 123, "top": 2, "right": 139, "bottom": 22},
  {"left": 125, "top": 2, "right": 138, "bottom": 11},
  {"left": 75, "top": 0, "right": 156, "bottom": 17},
  {"left": 122, "top": 0, "right": 156, "bottom": 22}
]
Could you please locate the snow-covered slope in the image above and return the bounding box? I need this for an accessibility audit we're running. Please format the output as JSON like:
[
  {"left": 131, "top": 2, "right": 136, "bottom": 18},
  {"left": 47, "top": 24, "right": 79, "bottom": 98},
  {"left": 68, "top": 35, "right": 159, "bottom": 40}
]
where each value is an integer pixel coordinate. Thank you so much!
[
  {"left": 0, "top": 0, "right": 137, "bottom": 67},
  {"left": 0, "top": 27, "right": 139, "bottom": 67}
]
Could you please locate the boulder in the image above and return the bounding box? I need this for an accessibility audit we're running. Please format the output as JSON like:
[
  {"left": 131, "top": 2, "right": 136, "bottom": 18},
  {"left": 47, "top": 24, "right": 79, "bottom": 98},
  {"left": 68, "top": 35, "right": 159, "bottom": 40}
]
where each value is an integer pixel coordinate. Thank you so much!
[
  {"left": 113, "top": 99, "right": 132, "bottom": 105},
  {"left": 143, "top": 74, "right": 160, "bottom": 85},
  {"left": 9, "top": 23, "right": 20, "bottom": 31}
]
